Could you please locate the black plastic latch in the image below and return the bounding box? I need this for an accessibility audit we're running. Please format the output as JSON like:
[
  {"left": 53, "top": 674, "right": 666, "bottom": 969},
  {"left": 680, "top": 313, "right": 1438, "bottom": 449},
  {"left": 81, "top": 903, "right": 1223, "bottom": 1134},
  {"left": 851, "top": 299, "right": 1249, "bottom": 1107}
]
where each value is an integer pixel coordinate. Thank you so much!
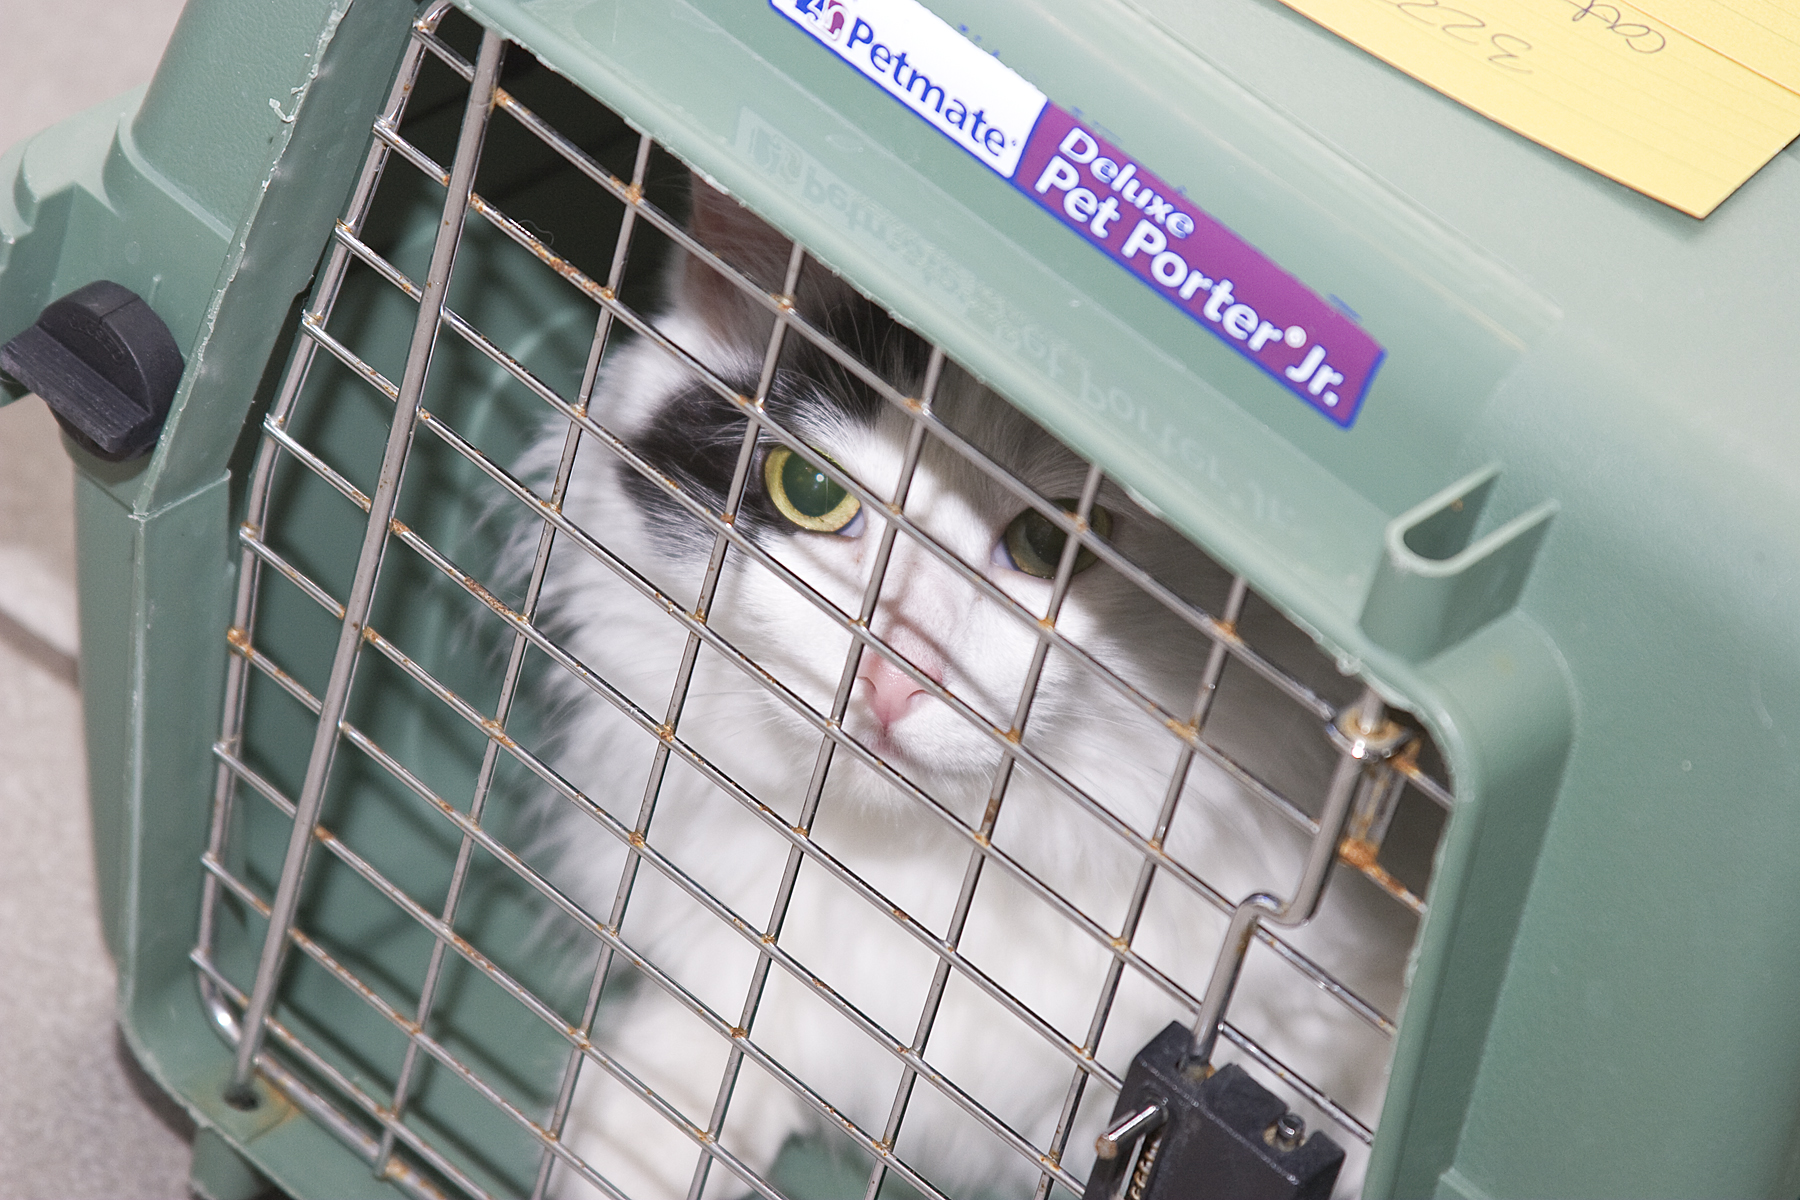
[
  {"left": 1082, "top": 1023, "right": 1344, "bottom": 1200},
  {"left": 0, "top": 280, "right": 183, "bottom": 462}
]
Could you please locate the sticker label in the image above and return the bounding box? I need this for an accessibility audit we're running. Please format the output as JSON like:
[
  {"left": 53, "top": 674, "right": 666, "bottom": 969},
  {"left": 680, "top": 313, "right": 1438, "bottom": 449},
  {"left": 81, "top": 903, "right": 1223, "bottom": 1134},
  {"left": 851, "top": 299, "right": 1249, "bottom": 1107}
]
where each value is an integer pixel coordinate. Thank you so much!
[
  {"left": 778, "top": 0, "right": 1048, "bottom": 176},
  {"left": 773, "top": 0, "right": 1385, "bottom": 427},
  {"left": 1015, "top": 108, "right": 1384, "bottom": 426}
]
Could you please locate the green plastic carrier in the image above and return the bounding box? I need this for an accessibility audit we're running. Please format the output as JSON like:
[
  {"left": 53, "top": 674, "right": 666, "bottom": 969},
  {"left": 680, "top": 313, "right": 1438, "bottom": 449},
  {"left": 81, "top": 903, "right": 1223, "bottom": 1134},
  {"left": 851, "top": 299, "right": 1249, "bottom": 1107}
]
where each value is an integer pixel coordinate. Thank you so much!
[{"left": 1, "top": 0, "right": 1795, "bottom": 1196}]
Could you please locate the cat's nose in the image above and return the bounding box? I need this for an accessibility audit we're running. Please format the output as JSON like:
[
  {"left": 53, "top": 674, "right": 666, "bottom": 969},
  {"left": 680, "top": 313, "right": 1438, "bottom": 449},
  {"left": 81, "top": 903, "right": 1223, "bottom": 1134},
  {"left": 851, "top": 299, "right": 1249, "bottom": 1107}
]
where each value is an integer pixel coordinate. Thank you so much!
[{"left": 856, "top": 633, "right": 944, "bottom": 730}]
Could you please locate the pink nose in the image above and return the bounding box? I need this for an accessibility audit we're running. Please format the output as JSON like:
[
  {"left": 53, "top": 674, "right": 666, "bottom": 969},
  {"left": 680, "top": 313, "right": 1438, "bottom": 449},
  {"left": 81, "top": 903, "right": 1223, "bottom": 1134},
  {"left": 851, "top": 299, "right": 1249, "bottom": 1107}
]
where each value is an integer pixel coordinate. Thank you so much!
[{"left": 857, "top": 636, "right": 945, "bottom": 730}]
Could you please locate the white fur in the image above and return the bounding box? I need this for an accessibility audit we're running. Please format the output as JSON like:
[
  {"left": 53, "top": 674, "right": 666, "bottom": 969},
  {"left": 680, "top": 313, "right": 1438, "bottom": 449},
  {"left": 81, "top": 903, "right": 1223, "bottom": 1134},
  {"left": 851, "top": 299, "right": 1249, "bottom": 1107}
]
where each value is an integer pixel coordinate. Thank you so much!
[{"left": 515, "top": 304, "right": 1409, "bottom": 1198}]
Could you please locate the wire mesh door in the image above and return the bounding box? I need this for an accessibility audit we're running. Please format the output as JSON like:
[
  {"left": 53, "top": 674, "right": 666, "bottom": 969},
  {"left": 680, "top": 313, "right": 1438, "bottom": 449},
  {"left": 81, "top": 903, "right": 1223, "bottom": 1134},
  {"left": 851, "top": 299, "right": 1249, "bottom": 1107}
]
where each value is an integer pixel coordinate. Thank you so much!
[{"left": 194, "top": 5, "right": 1454, "bottom": 1198}]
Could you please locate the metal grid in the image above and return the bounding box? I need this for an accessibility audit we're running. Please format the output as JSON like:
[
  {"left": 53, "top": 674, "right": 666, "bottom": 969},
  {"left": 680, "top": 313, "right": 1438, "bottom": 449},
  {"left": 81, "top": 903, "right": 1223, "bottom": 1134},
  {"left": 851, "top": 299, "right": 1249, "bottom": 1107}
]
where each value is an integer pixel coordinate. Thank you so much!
[{"left": 193, "top": 6, "right": 1455, "bottom": 1198}]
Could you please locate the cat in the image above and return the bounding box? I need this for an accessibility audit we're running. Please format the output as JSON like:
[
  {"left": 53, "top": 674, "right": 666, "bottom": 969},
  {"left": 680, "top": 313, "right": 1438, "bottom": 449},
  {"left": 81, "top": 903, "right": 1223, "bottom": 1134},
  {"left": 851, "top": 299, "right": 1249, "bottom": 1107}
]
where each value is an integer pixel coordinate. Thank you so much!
[{"left": 515, "top": 175, "right": 1412, "bottom": 1199}]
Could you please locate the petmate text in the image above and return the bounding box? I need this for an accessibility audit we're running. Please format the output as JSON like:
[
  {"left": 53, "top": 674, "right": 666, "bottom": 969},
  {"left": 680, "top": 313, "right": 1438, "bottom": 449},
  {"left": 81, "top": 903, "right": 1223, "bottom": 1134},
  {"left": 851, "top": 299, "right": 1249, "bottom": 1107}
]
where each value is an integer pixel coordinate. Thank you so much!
[{"left": 779, "top": 0, "right": 1046, "bottom": 176}]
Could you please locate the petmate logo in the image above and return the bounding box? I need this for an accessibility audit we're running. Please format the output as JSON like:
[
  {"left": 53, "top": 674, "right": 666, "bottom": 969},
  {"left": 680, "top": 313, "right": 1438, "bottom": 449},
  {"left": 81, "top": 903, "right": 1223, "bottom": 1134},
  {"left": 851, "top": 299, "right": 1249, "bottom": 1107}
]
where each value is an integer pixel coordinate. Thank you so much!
[
  {"left": 773, "top": 0, "right": 1047, "bottom": 177},
  {"left": 771, "top": 0, "right": 1385, "bottom": 426},
  {"left": 796, "top": 0, "right": 849, "bottom": 42}
]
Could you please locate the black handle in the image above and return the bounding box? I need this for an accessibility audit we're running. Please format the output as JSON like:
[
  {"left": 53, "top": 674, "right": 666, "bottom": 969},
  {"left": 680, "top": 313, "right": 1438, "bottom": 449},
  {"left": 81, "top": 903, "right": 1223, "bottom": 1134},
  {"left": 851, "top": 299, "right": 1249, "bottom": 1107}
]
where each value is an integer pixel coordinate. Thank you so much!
[{"left": 0, "top": 280, "right": 184, "bottom": 462}]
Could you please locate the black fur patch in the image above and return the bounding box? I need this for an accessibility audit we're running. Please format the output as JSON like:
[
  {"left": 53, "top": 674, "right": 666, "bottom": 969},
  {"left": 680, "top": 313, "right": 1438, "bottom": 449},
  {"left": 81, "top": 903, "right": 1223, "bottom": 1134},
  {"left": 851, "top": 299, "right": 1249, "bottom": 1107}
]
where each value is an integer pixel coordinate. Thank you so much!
[{"left": 621, "top": 295, "right": 926, "bottom": 556}]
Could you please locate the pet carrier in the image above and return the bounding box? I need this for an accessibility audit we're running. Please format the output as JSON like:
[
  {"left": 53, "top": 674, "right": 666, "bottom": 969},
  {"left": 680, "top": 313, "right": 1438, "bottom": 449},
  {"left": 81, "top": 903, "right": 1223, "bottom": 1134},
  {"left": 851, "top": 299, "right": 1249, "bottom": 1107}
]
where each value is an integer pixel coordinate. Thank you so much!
[{"left": 2, "top": 0, "right": 1796, "bottom": 1197}]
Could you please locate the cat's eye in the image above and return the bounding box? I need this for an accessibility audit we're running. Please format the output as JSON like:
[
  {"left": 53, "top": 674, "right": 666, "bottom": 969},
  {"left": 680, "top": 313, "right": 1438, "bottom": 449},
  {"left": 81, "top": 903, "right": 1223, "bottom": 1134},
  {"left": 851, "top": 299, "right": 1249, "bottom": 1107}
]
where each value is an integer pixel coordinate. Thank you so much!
[
  {"left": 764, "top": 446, "right": 862, "bottom": 533},
  {"left": 999, "top": 500, "right": 1113, "bottom": 579}
]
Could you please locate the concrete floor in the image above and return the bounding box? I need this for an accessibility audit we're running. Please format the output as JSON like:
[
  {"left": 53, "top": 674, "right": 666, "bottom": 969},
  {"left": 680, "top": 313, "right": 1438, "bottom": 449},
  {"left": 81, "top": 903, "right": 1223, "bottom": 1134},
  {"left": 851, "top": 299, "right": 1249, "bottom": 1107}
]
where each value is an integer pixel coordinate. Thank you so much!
[{"left": 0, "top": 2, "right": 199, "bottom": 1196}]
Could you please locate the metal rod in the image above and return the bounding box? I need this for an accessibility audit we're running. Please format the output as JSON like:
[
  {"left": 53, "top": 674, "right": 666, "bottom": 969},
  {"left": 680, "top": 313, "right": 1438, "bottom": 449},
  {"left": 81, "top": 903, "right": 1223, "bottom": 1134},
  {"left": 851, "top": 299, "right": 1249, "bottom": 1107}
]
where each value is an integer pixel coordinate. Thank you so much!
[
  {"left": 374, "top": 130, "right": 625, "bottom": 1183},
  {"left": 734, "top": 350, "right": 933, "bottom": 1200},
  {"left": 225, "top": 28, "right": 506, "bottom": 1100},
  {"left": 528, "top": 128, "right": 655, "bottom": 1200},
  {"left": 1096, "top": 1103, "right": 1166, "bottom": 1160},
  {"left": 869, "top": 460, "right": 1107, "bottom": 1200},
  {"left": 195, "top": 17, "right": 433, "bottom": 975},
  {"left": 676, "top": 239, "right": 809, "bottom": 1200},
  {"left": 212, "top": 721, "right": 960, "bottom": 1200},
  {"left": 1187, "top": 688, "right": 1403, "bottom": 1070},
  {"left": 1033, "top": 574, "right": 1252, "bottom": 1198}
]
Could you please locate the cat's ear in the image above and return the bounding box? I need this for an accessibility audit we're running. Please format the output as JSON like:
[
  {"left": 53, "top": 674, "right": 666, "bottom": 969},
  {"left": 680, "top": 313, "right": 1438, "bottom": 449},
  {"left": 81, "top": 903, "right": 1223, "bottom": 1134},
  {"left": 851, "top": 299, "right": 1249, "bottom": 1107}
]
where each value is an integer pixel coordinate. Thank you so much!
[
  {"left": 679, "top": 174, "right": 794, "bottom": 345},
  {"left": 686, "top": 174, "right": 794, "bottom": 291},
  {"left": 679, "top": 173, "right": 862, "bottom": 347}
]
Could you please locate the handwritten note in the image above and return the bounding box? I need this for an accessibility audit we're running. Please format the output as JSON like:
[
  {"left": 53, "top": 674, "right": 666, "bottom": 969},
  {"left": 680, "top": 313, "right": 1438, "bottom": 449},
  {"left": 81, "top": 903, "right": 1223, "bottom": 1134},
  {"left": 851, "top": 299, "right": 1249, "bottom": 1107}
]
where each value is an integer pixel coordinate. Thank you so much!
[
  {"left": 1631, "top": 0, "right": 1800, "bottom": 93},
  {"left": 1273, "top": 0, "right": 1800, "bottom": 216}
]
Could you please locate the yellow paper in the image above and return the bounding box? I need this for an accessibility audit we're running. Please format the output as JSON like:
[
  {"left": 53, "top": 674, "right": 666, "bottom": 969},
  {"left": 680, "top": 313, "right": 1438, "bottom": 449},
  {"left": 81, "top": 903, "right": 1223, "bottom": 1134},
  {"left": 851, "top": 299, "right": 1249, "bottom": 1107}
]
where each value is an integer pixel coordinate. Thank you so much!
[
  {"left": 1273, "top": 0, "right": 1800, "bottom": 216},
  {"left": 1630, "top": 0, "right": 1800, "bottom": 93}
]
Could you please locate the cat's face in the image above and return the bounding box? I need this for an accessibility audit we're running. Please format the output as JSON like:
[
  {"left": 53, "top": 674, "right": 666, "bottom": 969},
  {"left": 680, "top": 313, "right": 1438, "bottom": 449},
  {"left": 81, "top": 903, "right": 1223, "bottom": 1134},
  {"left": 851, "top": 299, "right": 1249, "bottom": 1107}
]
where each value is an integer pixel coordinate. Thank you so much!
[{"left": 598, "top": 189, "right": 1223, "bottom": 828}]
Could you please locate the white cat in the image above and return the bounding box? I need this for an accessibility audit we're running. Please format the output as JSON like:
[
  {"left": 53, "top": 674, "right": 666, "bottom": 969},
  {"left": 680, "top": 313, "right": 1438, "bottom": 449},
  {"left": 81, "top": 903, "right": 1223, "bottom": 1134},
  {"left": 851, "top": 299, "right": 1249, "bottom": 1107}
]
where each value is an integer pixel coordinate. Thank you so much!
[{"left": 517, "top": 178, "right": 1410, "bottom": 1199}]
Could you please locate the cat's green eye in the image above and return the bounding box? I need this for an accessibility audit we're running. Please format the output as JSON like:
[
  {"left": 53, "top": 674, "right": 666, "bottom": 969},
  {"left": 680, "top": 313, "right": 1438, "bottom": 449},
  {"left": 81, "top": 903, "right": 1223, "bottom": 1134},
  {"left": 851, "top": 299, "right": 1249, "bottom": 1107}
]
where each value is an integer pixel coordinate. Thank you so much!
[
  {"left": 764, "top": 446, "right": 862, "bottom": 533},
  {"left": 1002, "top": 501, "right": 1113, "bottom": 579}
]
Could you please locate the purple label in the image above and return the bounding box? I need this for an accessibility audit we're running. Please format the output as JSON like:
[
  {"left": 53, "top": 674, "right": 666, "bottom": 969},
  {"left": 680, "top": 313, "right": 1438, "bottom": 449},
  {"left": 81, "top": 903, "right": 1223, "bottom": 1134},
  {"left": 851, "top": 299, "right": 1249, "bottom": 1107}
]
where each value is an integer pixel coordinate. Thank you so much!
[
  {"left": 1013, "top": 106, "right": 1382, "bottom": 426},
  {"left": 771, "top": 0, "right": 1385, "bottom": 427}
]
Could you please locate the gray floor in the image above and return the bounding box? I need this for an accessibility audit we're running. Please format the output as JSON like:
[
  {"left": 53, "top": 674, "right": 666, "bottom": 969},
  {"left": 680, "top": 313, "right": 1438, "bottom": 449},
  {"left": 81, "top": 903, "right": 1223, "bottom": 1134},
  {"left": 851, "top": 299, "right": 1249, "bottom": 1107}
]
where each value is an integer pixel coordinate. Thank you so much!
[{"left": 0, "top": 2, "right": 199, "bottom": 1196}]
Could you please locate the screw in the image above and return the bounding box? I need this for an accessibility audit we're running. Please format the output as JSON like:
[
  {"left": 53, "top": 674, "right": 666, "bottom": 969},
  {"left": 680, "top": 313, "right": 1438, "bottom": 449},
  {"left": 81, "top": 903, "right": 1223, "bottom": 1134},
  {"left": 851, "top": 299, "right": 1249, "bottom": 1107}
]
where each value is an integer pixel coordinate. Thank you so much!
[{"left": 1265, "top": 1111, "right": 1305, "bottom": 1152}]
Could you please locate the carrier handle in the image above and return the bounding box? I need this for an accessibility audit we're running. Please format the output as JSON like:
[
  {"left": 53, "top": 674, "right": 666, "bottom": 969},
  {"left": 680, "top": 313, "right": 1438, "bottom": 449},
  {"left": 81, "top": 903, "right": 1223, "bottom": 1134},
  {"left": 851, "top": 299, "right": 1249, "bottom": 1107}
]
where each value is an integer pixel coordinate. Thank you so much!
[{"left": 0, "top": 280, "right": 183, "bottom": 462}]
